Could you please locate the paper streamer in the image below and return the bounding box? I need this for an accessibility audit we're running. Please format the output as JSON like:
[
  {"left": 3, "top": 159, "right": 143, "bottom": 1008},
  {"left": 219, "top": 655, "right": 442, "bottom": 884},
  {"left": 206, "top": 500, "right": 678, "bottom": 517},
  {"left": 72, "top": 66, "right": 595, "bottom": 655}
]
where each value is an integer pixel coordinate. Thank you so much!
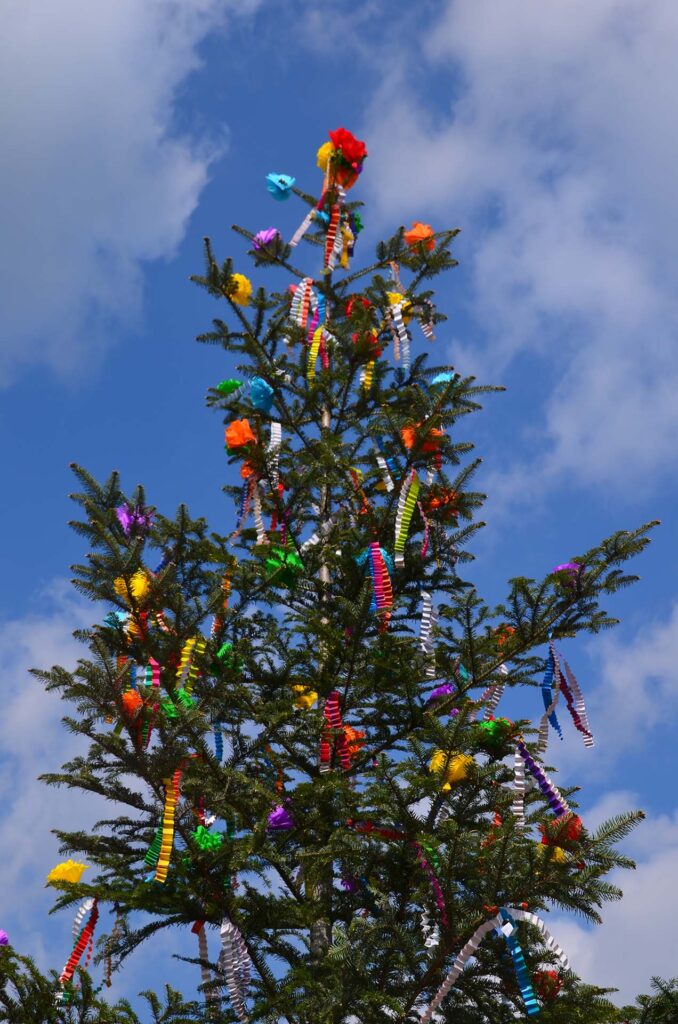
[
  {"left": 539, "top": 646, "right": 563, "bottom": 750},
  {"left": 219, "top": 916, "right": 252, "bottom": 1023},
  {"left": 231, "top": 478, "right": 254, "bottom": 543},
  {"left": 561, "top": 657, "right": 594, "bottom": 747},
  {"left": 308, "top": 325, "right": 324, "bottom": 382},
  {"left": 516, "top": 740, "right": 571, "bottom": 818},
  {"left": 59, "top": 898, "right": 99, "bottom": 985},
  {"left": 214, "top": 721, "right": 224, "bottom": 762},
  {"left": 251, "top": 480, "right": 268, "bottom": 545},
  {"left": 177, "top": 638, "right": 206, "bottom": 695},
  {"left": 154, "top": 769, "right": 181, "bottom": 883},
  {"left": 391, "top": 302, "right": 410, "bottom": 372},
  {"left": 324, "top": 203, "right": 341, "bottom": 269},
  {"left": 412, "top": 842, "right": 448, "bottom": 927},
  {"left": 376, "top": 454, "right": 394, "bottom": 492},
  {"left": 421, "top": 910, "right": 440, "bottom": 951},
  {"left": 368, "top": 543, "right": 393, "bottom": 632},
  {"left": 361, "top": 359, "right": 375, "bottom": 390},
  {"left": 289, "top": 278, "right": 317, "bottom": 329},
  {"left": 499, "top": 908, "right": 539, "bottom": 1016},
  {"left": 417, "top": 500, "right": 430, "bottom": 559},
  {"left": 267, "top": 421, "right": 282, "bottom": 488},
  {"left": 394, "top": 469, "right": 420, "bottom": 567},
  {"left": 71, "top": 897, "right": 95, "bottom": 937},
  {"left": 419, "top": 907, "right": 569, "bottom": 1022},
  {"left": 289, "top": 208, "right": 316, "bottom": 247},
  {"left": 419, "top": 591, "right": 437, "bottom": 679},
  {"left": 511, "top": 746, "right": 528, "bottom": 826},
  {"left": 195, "top": 924, "right": 220, "bottom": 1007},
  {"left": 319, "top": 690, "right": 351, "bottom": 773}
]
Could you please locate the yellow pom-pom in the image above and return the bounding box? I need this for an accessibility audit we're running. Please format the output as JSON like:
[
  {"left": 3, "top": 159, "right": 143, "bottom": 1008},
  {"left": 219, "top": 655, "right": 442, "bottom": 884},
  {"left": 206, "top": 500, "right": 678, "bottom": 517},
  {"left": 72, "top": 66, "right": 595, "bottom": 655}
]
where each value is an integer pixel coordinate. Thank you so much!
[
  {"left": 292, "top": 685, "right": 318, "bottom": 710},
  {"left": 229, "top": 273, "right": 252, "bottom": 307},
  {"left": 386, "top": 291, "right": 413, "bottom": 323},
  {"left": 429, "top": 751, "right": 473, "bottom": 790},
  {"left": 316, "top": 141, "right": 335, "bottom": 171},
  {"left": 114, "top": 569, "right": 151, "bottom": 605},
  {"left": 537, "top": 843, "right": 568, "bottom": 863},
  {"left": 47, "top": 859, "right": 88, "bottom": 885}
]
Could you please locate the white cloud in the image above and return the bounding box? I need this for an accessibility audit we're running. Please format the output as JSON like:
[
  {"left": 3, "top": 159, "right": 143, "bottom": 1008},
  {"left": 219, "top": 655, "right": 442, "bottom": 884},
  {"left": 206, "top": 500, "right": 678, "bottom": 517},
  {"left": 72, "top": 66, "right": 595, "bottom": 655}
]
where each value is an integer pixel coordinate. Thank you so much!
[
  {"left": 551, "top": 794, "right": 678, "bottom": 1005},
  {"left": 362, "top": 0, "right": 678, "bottom": 495},
  {"left": 0, "top": 0, "right": 250, "bottom": 385}
]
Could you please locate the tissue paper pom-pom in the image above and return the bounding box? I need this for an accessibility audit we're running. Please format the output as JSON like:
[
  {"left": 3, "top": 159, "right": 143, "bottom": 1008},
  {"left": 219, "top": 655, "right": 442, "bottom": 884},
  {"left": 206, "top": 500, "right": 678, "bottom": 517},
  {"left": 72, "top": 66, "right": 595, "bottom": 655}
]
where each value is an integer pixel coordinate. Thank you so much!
[
  {"left": 265, "top": 547, "right": 304, "bottom": 586},
  {"left": 191, "top": 825, "right": 224, "bottom": 851},
  {"left": 431, "top": 371, "right": 456, "bottom": 387},
  {"left": 536, "top": 843, "right": 568, "bottom": 863},
  {"left": 253, "top": 227, "right": 279, "bottom": 250},
  {"left": 122, "top": 690, "right": 144, "bottom": 716},
  {"left": 114, "top": 569, "right": 151, "bottom": 605},
  {"left": 494, "top": 624, "right": 516, "bottom": 650},
  {"left": 316, "top": 141, "right": 334, "bottom": 171},
  {"left": 250, "top": 376, "right": 274, "bottom": 414},
  {"left": 328, "top": 127, "right": 367, "bottom": 167},
  {"left": 424, "top": 486, "right": 459, "bottom": 521},
  {"left": 344, "top": 726, "right": 366, "bottom": 757},
  {"left": 227, "top": 273, "right": 252, "bottom": 306},
  {"left": 401, "top": 423, "right": 444, "bottom": 453},
  {"left": 47, "top": 859, "right": 88, "bottom": 885},
  {"left": 225, "top": 418, "right": 257, "bottom": 451},
  {"left": 216, "top": 378, "right": 243, "bottom": 396},
  {"left": 266, "top": 173, "right": 295, "bottom": 200},
  {"left": 426, "top": 682, "right": 455, "bottom": 707},
  {"left": 292, "top": 685, "right": 318, "bottom": 710},
  {"left": 429, "top": 751, "right": 473, "bottom": 790},
  {"left": 267, "top": 805, "right": 294, "bottom": 830},
  {"left": 0, "top": 931, "right": 9, "bottom": 946},
  {"left": 404, "top": 222, "right": 435, "bottom": 251},
  {"left": 533, "top": 969, "right": 564, "bottom": 1002}
]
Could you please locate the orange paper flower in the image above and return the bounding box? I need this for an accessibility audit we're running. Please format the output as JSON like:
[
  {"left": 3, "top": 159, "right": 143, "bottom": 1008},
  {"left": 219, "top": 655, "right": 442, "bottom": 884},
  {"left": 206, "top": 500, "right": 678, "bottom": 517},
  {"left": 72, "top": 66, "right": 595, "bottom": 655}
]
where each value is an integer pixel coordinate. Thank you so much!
[
  {"left": 344, "top": 725, "right": 366, "bottom": 757},
  {"left": 122, "top": 690, "right": 144, "bottom": 716},
  {"left": 404, "top": 221, "right": 435, "bottom": 252},
  {"left": 401, "top": 423, "right": 444, "bottom": 452},
  {"left": 225, "top": 418, "right": 257, "bottom": 451},
  {"left": 495, "top": 625, "right": 516, "bottom": 651}
]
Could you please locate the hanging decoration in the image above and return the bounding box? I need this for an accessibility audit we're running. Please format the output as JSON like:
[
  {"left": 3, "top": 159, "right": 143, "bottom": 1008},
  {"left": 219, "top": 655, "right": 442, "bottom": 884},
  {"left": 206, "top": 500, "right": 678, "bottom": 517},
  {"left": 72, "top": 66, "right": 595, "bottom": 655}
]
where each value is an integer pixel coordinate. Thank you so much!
[
  {"left": 59, "top": 898, "right": 99, "bottom": 987},
  {"left": 419, "top": 591, "right": 436, "bottom": 679},
  {"left": 394, "top": 469, "right": 420, "bottom": 568},
  {"left": 219, "top": 915, "right": 252, "bottom": 1023},
  {"left": 366, "top": 543, "right": 393, "bottom": 632}
]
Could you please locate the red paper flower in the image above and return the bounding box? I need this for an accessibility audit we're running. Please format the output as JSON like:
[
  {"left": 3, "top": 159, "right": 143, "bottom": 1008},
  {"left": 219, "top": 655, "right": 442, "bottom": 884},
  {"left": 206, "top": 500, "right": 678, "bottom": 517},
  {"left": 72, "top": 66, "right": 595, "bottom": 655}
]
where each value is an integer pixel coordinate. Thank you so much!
[{"left": 329, "top": 127, "right": 367, "bottom": 167}]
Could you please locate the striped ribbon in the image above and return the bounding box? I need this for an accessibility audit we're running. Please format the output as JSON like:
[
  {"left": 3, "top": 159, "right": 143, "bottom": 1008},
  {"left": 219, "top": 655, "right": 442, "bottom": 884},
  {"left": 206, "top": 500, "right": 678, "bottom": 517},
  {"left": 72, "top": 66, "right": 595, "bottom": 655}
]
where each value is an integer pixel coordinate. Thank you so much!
[
  {"left": 376, "top": 454, "right": 394, "bottom": 491},
  {"left": 324, "top": 203, "right": 341, "bottom": 269},
  {"left": 517, "top": 740, "right": 571, "bottom": 818},
  {"left": 289, "top": 278, "right": 316, "bottom": 329},
  {"left": 391, "top": 302, "right": 410, "bottom": 371},
  {"left": 154, "top": 769, "right": 182, "bottom": 883},
  {"left": 561, "top": 656, "right": 594, "bottom": 747},
  {"left": 538, "top": 645, "right": 562, "bottom": 753},
  {"left": 71, "top": 897, "right": 95, "bottom": 937},
  {"left": 394, "top": 469, "right": 420, "bottom": 567},
  {"left": 219, "top": 916, "right": 251, "bottom": 1023},
  {"left": 368, "top": 543, "right": 393, "bottom": 632},
  {"left": 267, "top": 421, "right": 282, "bottom": 488},
  {"left": 59, "top": 899, "right": 99, "bottom": 985},
  {"left": 319, "top": 690, "right": 351, "bottom": 772},
  {"left": 176, "top": 638, "right": 206, "bottom": 695},
  {"left": 499, "top": 909, "right": 539, "bottom": 1016},
  {"left": 419, "top": 591, "right": 436, "bottom": 679}
]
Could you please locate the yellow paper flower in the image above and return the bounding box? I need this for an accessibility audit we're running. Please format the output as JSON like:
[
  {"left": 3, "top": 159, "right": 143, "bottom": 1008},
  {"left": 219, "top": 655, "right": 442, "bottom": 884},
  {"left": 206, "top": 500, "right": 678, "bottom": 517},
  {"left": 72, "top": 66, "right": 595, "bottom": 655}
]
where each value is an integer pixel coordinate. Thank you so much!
[
  {"left": 47, "top": 859, "right": 88, "bottom": 885},
  {"left": 229, "top": 273, "right": 252, "bottom": 307},
  {"left": 429, "top": 751, "right": 473, "bottom": 790},
  {"left": 316, "top": 141, "right": 335, "bottom": 172},
  {"left": 386, "top": 291, "right": 413, "bottom": 323},
  {"left": 114, "top": 569, "right": 151, "bottom": 605},
  {"left": 537, "top": 843, "right": 568, "bottom": 864},
  {"left": 292, "top": 685, "right": 318, "bottom": 710}
]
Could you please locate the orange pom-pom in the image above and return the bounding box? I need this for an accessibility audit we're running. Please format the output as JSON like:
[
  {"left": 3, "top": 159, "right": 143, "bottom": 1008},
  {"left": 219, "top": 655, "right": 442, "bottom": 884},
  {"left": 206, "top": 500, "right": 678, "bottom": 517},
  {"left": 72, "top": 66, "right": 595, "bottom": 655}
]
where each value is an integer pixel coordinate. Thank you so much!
[
  {"left": 401, "top": 423, "right": 444, "bottom": 452},
  {"left": 404, "top": 221, "right": 435, "bottom": 252},
  {"left": 122, "top": 690, "right": 144, "bottom": 716},
  {"left": 225, "top": 418, "right": 257, "bottom": 451}
]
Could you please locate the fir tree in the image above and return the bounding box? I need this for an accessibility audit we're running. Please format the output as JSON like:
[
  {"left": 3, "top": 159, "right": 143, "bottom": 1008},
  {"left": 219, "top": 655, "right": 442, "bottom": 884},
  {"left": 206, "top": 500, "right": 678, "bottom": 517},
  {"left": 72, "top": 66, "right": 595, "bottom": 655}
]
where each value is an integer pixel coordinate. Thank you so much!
[{"left": 32, "top": 128, "right": 657, "bottom": 1021}]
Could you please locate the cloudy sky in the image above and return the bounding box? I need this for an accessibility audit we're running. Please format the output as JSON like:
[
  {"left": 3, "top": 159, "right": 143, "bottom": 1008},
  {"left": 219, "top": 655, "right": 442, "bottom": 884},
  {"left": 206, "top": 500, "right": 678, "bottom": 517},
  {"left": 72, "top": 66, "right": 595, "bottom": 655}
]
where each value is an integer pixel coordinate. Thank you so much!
[{"left": 1, "top": 0, "right": 677, "bottom": 1011}]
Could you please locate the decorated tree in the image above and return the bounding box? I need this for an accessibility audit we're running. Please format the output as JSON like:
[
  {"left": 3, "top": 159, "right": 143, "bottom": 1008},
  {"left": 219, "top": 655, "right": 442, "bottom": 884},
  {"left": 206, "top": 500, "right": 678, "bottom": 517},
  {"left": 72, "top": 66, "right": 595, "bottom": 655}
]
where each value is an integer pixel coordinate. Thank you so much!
[{"left": 29, "top": 127, "right": 656, "bottom": 1021}]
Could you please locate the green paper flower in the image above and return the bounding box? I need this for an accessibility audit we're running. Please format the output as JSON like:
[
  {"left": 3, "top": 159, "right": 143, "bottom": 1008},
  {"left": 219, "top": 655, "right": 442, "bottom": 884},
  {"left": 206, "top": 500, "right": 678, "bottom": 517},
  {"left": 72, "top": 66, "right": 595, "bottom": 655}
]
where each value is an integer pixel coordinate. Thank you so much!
[
  {"left": 216, "top": 379, "right": 243, "bottom": 396},
  {"left": 191, "top": 825, "right": 224, "bottom": 851},
  {"left": 265, "top": 547, "right": 304, "bottom": 586}
]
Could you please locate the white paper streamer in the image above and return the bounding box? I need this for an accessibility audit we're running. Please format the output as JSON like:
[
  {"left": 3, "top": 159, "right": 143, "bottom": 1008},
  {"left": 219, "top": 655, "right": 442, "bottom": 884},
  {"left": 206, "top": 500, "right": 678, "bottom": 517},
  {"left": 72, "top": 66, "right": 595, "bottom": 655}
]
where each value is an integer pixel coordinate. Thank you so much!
[
  {"left": 72, "top": 897, "right": 95, "bottom": 937},
  {"left": 251, "top": 482, "right": 268, "bottom": 546},
  {"left": 419, "top": 908, "right": 570, "bottom": 1021},
  {"left": 267, "top": 421, "right": 282, "bottom": 488},
  {"left": 289, "top": 209, "right": 315, "bottom": 247},
  {"left": 511, "top": 747, "right": 527, "bottom": 827},
  {"left": 197, "top": 927, "right": 219, "bottom": 1007},
  {"left": 391, "top": 302, "right": 410, "bottom": 372},
  {"left": 376, "top": 454, "right": 394, "bottom": 492},
  {"left": 419, "top": 591, "right": 437, "bottom": 679},
  {"left": 219, "top": 916, "right": 252, "bottom": 1023},
  {"left": 421, "top": 910, "right": 440, "bottom": 952},
  {"left": 563, "top": 657, "right": 594, "bottom": 748}
]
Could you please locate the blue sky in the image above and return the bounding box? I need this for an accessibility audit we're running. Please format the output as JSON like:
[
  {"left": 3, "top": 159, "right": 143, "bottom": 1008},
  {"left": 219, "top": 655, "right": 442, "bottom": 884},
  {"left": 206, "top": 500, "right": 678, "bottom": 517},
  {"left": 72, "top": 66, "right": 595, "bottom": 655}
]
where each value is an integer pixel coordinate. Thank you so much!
[{"left": 1, "top": 0, "right": 677, "bottom": 1011}]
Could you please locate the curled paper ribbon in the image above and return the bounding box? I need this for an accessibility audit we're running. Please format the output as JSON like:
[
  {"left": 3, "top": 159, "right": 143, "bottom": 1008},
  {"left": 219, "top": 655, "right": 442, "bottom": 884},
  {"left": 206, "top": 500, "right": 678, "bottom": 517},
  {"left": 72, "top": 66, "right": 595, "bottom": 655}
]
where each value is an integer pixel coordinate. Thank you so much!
[
  {"left": 195, "top": 924, "right": 219, "bottom": 1007},
  {"left": 419, "top": 907, "right": 569, "bottom": 1022},
  {"left": 511, "top": 746, "right": 528, "bottom": 826},
  {"left": 144, "top": 824, "right": 163, "bottom": 869},
  {"left": 289, "top": 208, "right": 316, "bottom": 247},
  {"left": 376, "top": 454, "right": 394, "bottom": 492},
  {"left": 391, "top": 302, "right": 410, "bottom": 371},
  {"left": 499, "top": 908, "right": 539, "bottom": 1016},
  {"left": 251, "top": 480, "right": 268, "bottom": 545},
  {"left": 319, "top": 690, "right": 351, "bottom": 772},
  {"left": 308, "top": 325, "right": 324, "bottom": 382},
  {"left": 417, "top": 500, "right": 430, "bottom": 559},
  {"left": 561, "top": 656, "right": 594, "bottom": 747},
  {"left": 71, "top": 897, "right": 95, "bottom": 937},
  {"left": 516, "top": 740, "right": 571, "bottom": 818},
  {"left": 231, "top": 478, "right": 254, "bottom": 544},
  {"left": 421, "top": 909, "right": 440, "bottom": 951},
  {"left": 412, "top": 842, "right": 448, "bottom": 927},
  {"left": 289, "top": 278, "right": 317, "bottom": 330},
  {"left": 214, "top": 722, "right": 224, "bottom": 762},
  {"left": 368, "top": 543, "right": 393, "bottom": 632},
  {"left": 394, "top": 469, "right": 420, "bottom": 567},
  {"left": 59, "top": 898, "right": 99, "bottom": 985},
  {"left": 267, "top": 421, "right": 282, "bottom": 488},
  {"left": 219, "top": 915, "right": 252, "bottom": 1023},
  {"left": 419, "top": 591, "right": 436, "bottom": 680},
  {"left": 539, "top": 645, "right": 563, "bottom": 751},
  {"left": 154, "top": 769, "right": 182, "bottom": 883},
  {"left": 177, "top": 638, "right": 206, "bottom": 696},
  {"left": 361, "top": 359, "right": 375, "bottom": 390}
]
